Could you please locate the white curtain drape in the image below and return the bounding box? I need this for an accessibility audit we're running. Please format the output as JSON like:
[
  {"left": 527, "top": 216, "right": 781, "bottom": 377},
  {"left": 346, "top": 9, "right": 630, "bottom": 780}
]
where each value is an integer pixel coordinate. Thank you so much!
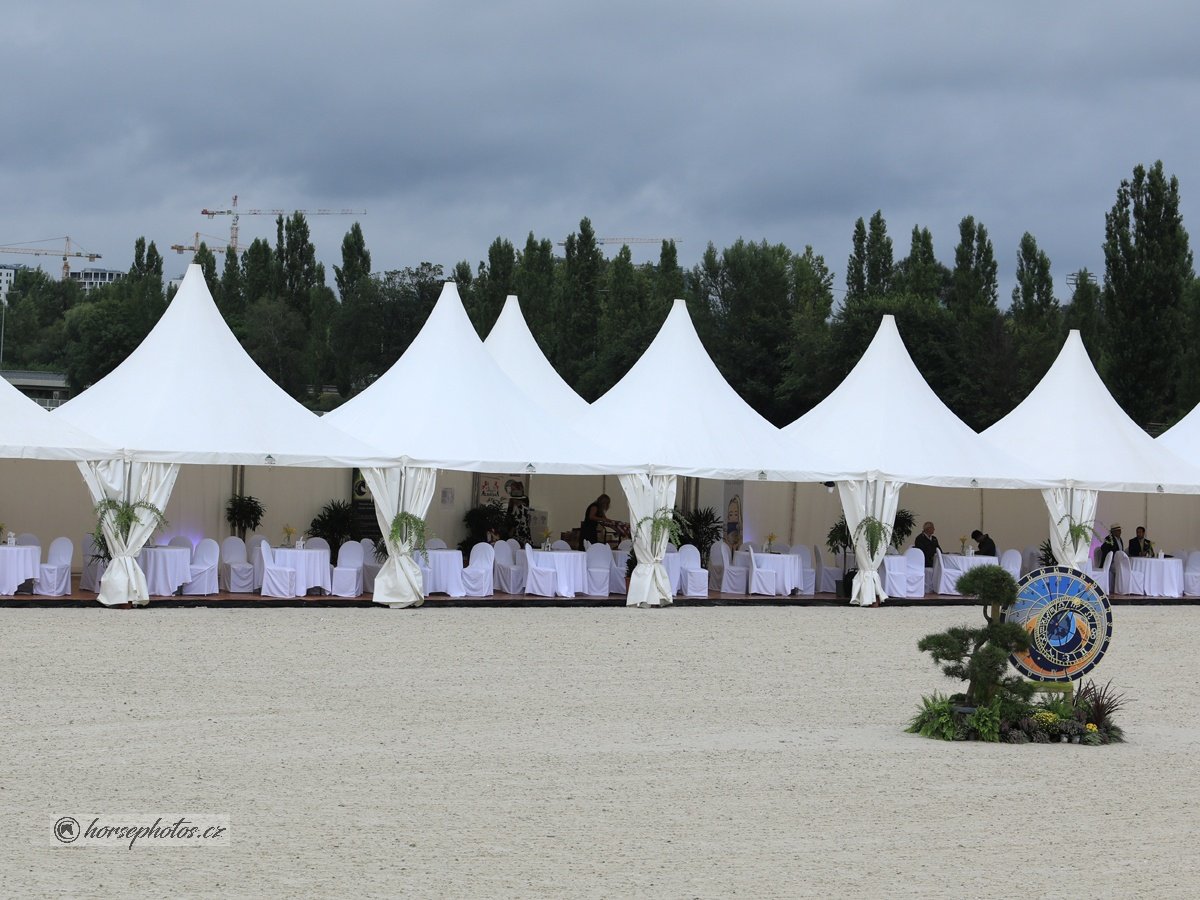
[
  {"left": 77, "top": 459, "right": 181, "bottom": 607},
  {"left": 1041, "top": 486, "right": 1099, "bottom": 571},
  {"left": 619, "top": 473, "right": 677, "bottom": 608},
  {"left": 838, "top": 479, "right": 903, "bottom": 607},
  {"left": 365, "top": 466, "right": 437, "bottom": 608}
]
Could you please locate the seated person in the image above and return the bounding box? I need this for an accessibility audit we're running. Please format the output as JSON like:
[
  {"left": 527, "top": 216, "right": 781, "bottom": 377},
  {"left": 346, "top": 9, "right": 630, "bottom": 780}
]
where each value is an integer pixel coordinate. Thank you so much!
[
  {"left": 1099, "top": 523, "right": 1124, "bottom": 566},
  {"left": 971, "top": 530, "right": 996, "bottom": 557},
  {"left": 1127, "top": 525, "right": 1154, "bottom": 558},
  {"left": 914, "top": 521, "right": 940, "bottom": 567}
]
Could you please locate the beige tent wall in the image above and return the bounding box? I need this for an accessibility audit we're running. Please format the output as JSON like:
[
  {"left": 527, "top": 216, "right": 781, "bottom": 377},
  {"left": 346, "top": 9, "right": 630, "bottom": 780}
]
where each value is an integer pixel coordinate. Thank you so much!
[{"left": 0, "top": 460, "right": 96, "bottom": 571}]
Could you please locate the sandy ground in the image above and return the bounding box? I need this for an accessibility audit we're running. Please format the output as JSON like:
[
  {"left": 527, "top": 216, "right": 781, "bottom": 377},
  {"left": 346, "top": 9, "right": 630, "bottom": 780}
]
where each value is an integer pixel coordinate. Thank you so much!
[{"left": 1, "top": 604, "right": 1197, "bottom": 899}]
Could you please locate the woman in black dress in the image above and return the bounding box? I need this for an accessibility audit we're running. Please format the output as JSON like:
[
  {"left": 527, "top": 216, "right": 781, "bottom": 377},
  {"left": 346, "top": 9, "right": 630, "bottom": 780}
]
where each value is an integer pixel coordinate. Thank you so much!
[{"left": 581, "top": 494, "right": 615, "bottom": 544}]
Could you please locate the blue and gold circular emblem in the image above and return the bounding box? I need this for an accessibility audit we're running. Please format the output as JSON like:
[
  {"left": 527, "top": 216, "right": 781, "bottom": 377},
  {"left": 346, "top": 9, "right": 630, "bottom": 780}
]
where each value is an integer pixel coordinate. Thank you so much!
[{"left": 1001, "top": 565, "right": 1112, "bottom": 682}]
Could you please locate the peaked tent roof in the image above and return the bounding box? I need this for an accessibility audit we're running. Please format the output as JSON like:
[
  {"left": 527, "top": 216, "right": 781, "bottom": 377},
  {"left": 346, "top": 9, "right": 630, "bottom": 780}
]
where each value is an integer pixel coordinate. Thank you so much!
[
  {"left": 582, "top": 299, "right": 838, "bottom": 479},
  {"left": 985, "top": 330, "right": 1200, "bottom": 492},
  {"left": 483, "top": 295, "right": 589, "bottom": 420},
  {"left": 782, "top": 315, "right": 1052, "bottom": 488},
  {"left": 1158, "top": 400, "right": 1200, "bottom": 461},
  {"left": 54, "top": 265, "right": 390, "bottom": 467},
  {"left": 324, "top": 282, "right": 627, "bottom": 474},
  {"left": 0, "top": 375, "right": 118, "bottom": 461}
]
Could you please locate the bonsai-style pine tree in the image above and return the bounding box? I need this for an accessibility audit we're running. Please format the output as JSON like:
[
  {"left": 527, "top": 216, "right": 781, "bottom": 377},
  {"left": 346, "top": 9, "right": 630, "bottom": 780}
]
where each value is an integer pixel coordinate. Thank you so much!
[{"left": 917, "top": 565, "right": 1036, "bottom": 708}]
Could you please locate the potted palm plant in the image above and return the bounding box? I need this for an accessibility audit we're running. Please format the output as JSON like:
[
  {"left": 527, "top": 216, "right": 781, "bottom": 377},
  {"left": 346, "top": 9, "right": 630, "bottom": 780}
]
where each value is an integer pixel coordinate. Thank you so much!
[{"left": 225, "top": 494, "right": 265, "bottom": 541}]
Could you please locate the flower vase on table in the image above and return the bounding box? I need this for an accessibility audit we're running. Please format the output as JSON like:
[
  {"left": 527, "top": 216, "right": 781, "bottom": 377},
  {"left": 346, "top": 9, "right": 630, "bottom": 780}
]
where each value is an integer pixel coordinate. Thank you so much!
[
  {"left": 5, "top": 532, "right": 14, "bottom": 547},
  {"left": 959, "top": 536, "right": 967, "bottom": 555}
]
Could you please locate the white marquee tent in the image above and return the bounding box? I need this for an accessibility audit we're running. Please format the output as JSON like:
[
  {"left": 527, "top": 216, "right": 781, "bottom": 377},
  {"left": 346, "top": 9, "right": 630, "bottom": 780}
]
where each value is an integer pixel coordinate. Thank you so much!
[
  {"left": 325, "top": 282, "right": 629, "bottom": 608},
  {"left": 484, "top": 295, "right": 589, "bottom": 421},
  {"left": 0, "top": 374, "right": 116, "bottom": 462},
  {"left": 53, "top": 264, "right": 389, "bottom": 607},
  {"left": 581, "top": 298, "right": 846, "bottom": 607},
  {"left": 984, "top": 330, "right": 1200, "bottom": 569},
  {"left": 781, "top": 315, "right": 1055, "bottom": 606}
]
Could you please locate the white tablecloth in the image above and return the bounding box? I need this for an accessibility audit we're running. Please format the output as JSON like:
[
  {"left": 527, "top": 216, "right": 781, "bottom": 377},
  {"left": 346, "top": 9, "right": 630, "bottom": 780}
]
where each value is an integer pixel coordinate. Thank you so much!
[
  {"left": 1130, "top": 557, "right": 1183, "bottom": 598},
  {"left": 138, "top": 546, "right": 193, "bottom": 596},
  {"left": 932, "top": 554, "right": 999, "bottom": 595},
  {"left": 879, "top": 556, "right": 911, "bottom": 597},
  {"left": 419, "top": 549, "right": 465, "bottom": 597},
  {"left": 0, "top": 544, "right": 40, "bottom": 595},
  {"left": 734, "top": 550, "right": 802, "bottom": 596},
  {"left": 531, "top": 549, "right": 587, "bottom": 598},
  {"left": 273, "top": 547, "right": 332, "bottom": 596},
  {"left": 615, "top": 551, "right": 681, "bottom": 595}
]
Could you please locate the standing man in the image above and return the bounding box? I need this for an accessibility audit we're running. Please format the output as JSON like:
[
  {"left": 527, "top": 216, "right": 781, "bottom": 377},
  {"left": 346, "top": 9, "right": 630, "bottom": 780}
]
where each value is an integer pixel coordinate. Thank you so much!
[
  {"left": 915, "top": 521, "right": 940, "bottom": 567},
  {"left": 1100, "top": 523, "right": 1124, "bottom": 566}
]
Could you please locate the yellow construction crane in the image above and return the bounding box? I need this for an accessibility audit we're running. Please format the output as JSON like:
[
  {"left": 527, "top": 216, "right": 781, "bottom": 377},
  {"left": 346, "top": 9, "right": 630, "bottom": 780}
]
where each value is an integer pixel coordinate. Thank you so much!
[
  {"left": 200, "top": 195, "right": 366, "bottom": 256},
  {"left": 0, "top": 236, "right": 101, "bottom": 280},
  {"left": 555, "top": 236, "right": 679, "bottom": 248}
]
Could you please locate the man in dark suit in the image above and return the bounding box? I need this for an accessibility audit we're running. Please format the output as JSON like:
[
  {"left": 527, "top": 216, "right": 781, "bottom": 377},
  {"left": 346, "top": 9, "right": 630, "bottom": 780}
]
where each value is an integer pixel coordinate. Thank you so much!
[
  {"left": 1128, "top": 525, "right": 1153, "bottom": 558},
  {"left": 1100, "top": 523, "right": 1124, "bottom": 566},
  {"left": 914, "top": 521, "right": 940, "bottom": 567},
  {"left": 971, "top": 530, "right": 997, "bottom": 557}
]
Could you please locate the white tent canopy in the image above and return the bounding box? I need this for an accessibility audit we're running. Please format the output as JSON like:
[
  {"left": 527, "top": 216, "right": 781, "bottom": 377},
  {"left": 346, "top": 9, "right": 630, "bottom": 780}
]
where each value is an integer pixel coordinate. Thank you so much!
[
  {"left": 1156, "top": 396, "right": 1200, "bottom": 463},
  {"left": 782, "top": 315, "right": 1052, "bottom": 490},
  {"left": 325, "top": 282, "right": 625, "bottom": 475},
  {"left": 780, "top": 315, "right": 1052, "bottom": 606},
  {"left": 484, "top": 295, "right": 589, "bottom": 421},
  {"left": 0, "top": 375, "right": 116, "bottom": 461},
  {"left": 984, "top": 330, "right": 1200, "bottom": 494},
  {"left": 985, "top": 330, "right": 1200, "bottom": 570},
  {"left": 54, "top": 264, "right": 389, "bottom": 468}
]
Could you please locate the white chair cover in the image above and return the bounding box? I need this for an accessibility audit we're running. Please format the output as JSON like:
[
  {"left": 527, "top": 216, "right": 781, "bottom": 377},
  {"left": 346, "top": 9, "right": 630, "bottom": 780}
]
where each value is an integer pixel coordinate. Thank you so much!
[
  {"left": 550, "top": 539, "right": 571, "bottom": 551},
  {"left": 492, "top": 540, "right": 525, "bottom": 594},
  {"left": 246, "top": 534, "right": 268, "bottom": 590},
  {"left": 427, "top": 538, "right": 447, "bottom": 551},
  {"left": 219, "top": 536, "right": 255, "bottom": 593},
  {"left": 169, "top": 534, "right": 194, "bottom": 551},
  {"left": 305, "top": 536, "right": 330, "bottom": 551},
  {"left": 1184, "top": 551, "right": 1200, "bottom": 597},
  {"left": 789, "top": 545, "right": 817, "bottom": 596},
  {"left": 331, "top": 540, "right": 365, "bottom": 598},
  {"left": 746, "top": 546, "right": 777, "bottom": 596},
  {"left": 617, "top": 538, "right": 632, "bottom": 551},
  {"left": 816, "top": 550, "right": 839, "bottom": 594},
  {"left": 1111, "top": 550, "right": 1144, "bottom": 595},
  {"left": 904, "top": 547, "right": 925, "bottom": 598},
  {"left": 1021, "top": 545, "right": 1040, "bottom": 577},
  {"left": 414, "top": 549, "right": 433, "bottom": 596},
  {"left": 677, "top": 544, "right": 708, "bottom": 597},
  {"left": 259, "top": 544, "right": 297, "bottom": 598},
  {"left": 665, "top": 542, "right": 678, "bottom": 554},
  {"left": 1000, "top": 549, "right": 1022, "bottom": 581},
  {"left": 182, "top": 538, "right": 220, "bottom": 596},
  {"left": 34, "top": 536, "right": 73, "bottom": 596},
  {"left": 585, "top": 543, "right": 616, "bottom": 596},
  {"left": 80, "top": 533, "right": 107, "bottom": 593},
  {"left": 462, "top": 543, "right": 495, "bottom": 597},
  {"left": 1086, "top": 551, "right": 1112, "bottom": 594},
  {"left": 709, "top": 541, "right": 748, "bottom": 594},
  {"left": 361, "top": 538, "right": 381, "bottom": 593},
  {"left": 16, "top": 533, "right": 40, "bottom": 546},
  {"left": 523, "top": 545, "right": 558, "bottom": 597}
]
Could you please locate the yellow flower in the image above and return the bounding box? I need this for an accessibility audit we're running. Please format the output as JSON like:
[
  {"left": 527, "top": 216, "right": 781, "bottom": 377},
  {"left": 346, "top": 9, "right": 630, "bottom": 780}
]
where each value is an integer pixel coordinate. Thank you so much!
[
  {"left": 1085, "top": 723, "right": 1098, "bottom": 733},
  {"left": 767, "top": 532, "right": 777, "bottom": 544}
]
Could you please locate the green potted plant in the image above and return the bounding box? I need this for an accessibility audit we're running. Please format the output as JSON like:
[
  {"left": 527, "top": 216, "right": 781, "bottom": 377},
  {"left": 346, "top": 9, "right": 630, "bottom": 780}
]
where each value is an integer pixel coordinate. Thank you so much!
[
  {"left": 308, "top": 499, "right": 356, "bottom": 548},
  {"left": 458, "top": 499, "right": 513, "bottom": 553},
  {"left": 673, "top": 506, "right": 723, "bottom": 561},
  {"left": 225, "top": 494, "right": 265, "bottom": 541},
  {"left": 825, "top": 516, "right": 854, "bottom": 598}
]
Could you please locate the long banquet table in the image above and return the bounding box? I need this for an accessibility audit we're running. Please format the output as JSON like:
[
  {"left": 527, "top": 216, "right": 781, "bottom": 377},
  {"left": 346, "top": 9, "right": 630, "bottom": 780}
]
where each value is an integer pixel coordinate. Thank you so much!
[
  {"left": 932, "top": 553, "right": 998, "bottom": 595},
  {"left": 1129, "top": 556, "right": 1184, "bottom": 598}
]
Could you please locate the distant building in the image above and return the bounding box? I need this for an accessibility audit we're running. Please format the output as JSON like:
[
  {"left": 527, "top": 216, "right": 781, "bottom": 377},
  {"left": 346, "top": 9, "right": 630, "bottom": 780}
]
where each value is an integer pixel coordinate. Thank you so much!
[
  {"left": 1, "top": 370, "right": 71, "bottom": 409},
  {"left": 0, "top": 265, "right": 15, "bottom": 302},
  {"left": 68, "top": 267, "right": 125, "bottom": 292}
]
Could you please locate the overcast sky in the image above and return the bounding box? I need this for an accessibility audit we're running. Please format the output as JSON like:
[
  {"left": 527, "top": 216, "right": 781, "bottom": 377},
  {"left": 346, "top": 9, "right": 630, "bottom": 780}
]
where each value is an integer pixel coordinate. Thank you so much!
[{"left": 3, "top": 1, "right": 1198, "bottom": 306}]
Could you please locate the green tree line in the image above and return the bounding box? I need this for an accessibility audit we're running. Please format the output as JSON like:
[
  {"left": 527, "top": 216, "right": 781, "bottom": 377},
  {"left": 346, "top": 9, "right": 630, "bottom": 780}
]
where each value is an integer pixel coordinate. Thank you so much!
[{"left": 2, "top": 161, "right": 1194, "bottom": 431}]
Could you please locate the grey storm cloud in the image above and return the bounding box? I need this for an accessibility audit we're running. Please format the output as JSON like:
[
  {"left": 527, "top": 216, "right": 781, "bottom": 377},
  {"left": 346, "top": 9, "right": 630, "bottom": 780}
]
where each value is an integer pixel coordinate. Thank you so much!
[{"left": 3, "top": 0, "right": 1199, "bottom": 298}]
